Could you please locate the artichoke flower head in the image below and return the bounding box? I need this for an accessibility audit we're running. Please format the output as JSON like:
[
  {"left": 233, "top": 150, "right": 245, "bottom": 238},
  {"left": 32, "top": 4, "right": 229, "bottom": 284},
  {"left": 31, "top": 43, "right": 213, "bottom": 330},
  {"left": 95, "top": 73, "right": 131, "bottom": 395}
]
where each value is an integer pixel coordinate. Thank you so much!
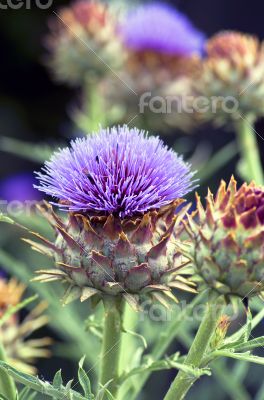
[{"left": 29, "top": 126, "right": 197, "bottom": 309}]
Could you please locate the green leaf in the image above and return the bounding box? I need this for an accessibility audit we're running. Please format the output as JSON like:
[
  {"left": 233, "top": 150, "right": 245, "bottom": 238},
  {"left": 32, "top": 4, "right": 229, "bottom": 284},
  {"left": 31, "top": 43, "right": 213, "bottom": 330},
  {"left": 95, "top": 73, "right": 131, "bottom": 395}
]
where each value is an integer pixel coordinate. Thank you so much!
[
  {"left": 0, "top": 137, "right": 57, "bottom": 163},
  {"left": 232, "top": 336, "right": 264, "bottom": 352},
  {"left": 52, "top": 369, "right": 63, "bottom": 389},
  {"left": 0, "top": 295, "right": 38, "bottom": 327},
  {"left": 214, "top": 350, "right": 264, "bottom": 366},
  {"left": 78, "top": 357, "right": 93, "bottom": 398},
  {"left": 0, "top": 361, "right": 86, "bottom": 400},
  {"left": 120, "top": 353, "right": 211, "bottom": 383}
]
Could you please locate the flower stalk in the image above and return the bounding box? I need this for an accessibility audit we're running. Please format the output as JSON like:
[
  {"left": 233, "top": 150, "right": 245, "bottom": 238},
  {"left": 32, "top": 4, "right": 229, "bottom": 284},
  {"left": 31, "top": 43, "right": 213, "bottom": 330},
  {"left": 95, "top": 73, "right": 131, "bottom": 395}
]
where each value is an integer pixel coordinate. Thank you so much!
[
  {"left": 0, "top": 342, "right": 17, "bottom": 400},
  {"left": 75, "top": 76, "right": 106, "bottom": 133},
  {"left": 99, "top": 296, "right": 124, "bottom": 399},
  {"left": 130, "top": 291, "right": 207, "bottom": 400},
  {"left": 236, "top": 117, "right": 264, "bottom": 185},
  {"left": 163, "top": 294, "right": 225, "bottom": 400}
]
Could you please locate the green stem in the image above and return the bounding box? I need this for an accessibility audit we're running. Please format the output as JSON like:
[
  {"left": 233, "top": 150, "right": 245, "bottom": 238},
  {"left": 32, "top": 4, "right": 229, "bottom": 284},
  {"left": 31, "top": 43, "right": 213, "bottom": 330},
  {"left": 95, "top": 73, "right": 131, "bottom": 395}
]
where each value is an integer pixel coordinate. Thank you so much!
[
  {"left": 74, "top": 75, "right": 106, "bottom": 133},
  {"left": 0, "top": 342, "right": 16, "bottom": 399},
  {"left": 163, "top": 295, "right": 224, "bottom": 400},
  {"left": 118, "top": 304, "right": 138, "bottom": 400},
  {"left": 99, "top": 296, "right": 124, "bottom": 399},
  {"left": 129, "top": 291, "right": 207, "bottom": 400},
  {"left": 236, "top": 117, "right": 264, "bottom": 184}
]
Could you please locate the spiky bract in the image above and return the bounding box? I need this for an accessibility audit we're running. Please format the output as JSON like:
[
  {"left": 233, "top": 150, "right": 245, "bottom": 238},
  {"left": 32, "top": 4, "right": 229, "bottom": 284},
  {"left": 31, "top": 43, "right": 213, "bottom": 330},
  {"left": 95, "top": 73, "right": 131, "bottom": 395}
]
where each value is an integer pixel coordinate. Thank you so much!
[
  {"left": 30, "top": 200, "right": 196, "bottom": 309},
  {"left": 183, "top": 177, "right": 264, "bottom": 301}
]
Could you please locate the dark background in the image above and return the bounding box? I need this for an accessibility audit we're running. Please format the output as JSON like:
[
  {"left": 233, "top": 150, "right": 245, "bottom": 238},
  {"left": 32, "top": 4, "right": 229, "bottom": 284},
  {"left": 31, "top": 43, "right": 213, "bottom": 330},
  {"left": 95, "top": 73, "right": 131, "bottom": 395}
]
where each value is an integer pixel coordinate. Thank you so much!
[
  {"left": 0, "top": 1, "right": 264, "bottom": 399},
  {"left": 0, "top": 0, "right": 264, "bottom": 187}
]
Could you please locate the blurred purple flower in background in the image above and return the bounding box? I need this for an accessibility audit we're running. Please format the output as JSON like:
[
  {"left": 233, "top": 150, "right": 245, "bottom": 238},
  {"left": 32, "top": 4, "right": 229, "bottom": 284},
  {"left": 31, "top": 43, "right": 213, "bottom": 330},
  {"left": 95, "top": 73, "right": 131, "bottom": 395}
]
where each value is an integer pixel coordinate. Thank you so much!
[
  {"left": 121, "top": 2, "right": 205, "bottom": 55},
  {"left": 0, "top": 173, "right": 41, "bottom": 202}
]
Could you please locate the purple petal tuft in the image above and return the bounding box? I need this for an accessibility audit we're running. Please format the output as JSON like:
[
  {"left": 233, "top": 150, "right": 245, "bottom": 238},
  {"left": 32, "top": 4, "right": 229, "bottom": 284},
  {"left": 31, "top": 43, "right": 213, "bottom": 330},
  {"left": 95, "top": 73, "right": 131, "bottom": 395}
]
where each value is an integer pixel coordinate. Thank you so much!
[
  {"left": 121, "top": 3, "right": 205, "bottom": 55},
  {"left": 35, "top": 126, "right": 196, "bottom": 218}
]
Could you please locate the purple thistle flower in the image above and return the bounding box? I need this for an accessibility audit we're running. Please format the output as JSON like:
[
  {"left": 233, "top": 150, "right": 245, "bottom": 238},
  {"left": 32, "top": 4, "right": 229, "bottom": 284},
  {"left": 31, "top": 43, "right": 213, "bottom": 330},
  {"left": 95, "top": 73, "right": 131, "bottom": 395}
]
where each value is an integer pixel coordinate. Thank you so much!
[
  {"left": 121, "top": 2, "right": 205, "bottom": 55},
  {"left": 35, "top": 126, "right": 196, "bottom": 218}
]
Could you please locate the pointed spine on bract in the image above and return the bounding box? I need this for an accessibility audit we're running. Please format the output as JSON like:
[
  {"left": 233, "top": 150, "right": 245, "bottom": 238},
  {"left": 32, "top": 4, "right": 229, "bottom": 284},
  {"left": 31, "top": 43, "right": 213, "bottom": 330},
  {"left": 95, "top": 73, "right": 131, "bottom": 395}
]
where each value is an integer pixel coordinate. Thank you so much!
[
  {"left": 29, "top": 200, "right": 196, "bottom": 310},
  {"left": 181, "top": 176, "right": 264, "bottom": 302}
]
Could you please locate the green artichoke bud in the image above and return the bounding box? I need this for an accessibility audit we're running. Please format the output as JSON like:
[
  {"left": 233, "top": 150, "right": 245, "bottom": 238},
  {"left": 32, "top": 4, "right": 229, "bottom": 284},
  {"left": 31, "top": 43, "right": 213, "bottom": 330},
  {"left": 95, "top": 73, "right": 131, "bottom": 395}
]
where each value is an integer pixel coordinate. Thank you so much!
[{"left": 182, "top": 177, "right": 264, "bottom": 301}]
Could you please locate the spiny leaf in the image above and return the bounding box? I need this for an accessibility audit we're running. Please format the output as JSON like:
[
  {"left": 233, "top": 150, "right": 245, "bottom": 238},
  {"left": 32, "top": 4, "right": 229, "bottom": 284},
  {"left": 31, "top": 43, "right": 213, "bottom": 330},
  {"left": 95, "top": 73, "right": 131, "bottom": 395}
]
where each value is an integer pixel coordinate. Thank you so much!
[
  {"left": 78, "top": 357, "right": 93, "bottom": 398},
  {"left": 0, "top": 361, "right": 86, "bottom": 400}
]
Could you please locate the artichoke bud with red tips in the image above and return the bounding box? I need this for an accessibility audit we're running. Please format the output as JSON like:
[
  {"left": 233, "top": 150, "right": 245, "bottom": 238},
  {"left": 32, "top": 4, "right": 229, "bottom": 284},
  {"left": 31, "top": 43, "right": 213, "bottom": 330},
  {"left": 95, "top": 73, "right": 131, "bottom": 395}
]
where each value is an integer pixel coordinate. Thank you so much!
[{"left": 181, "top": 177, "right": 264, "bottom": 301}]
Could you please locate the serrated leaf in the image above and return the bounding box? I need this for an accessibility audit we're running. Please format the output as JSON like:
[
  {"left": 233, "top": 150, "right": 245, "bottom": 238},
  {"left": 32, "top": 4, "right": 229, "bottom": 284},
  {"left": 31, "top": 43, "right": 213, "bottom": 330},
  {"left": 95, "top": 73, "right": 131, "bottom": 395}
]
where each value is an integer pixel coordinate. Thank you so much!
[
  {"left": 0, "top": 361, "right": 86, "bottom": 400},
  {"left": 78, "top": 357, "right": 92, "bottom": 398}
]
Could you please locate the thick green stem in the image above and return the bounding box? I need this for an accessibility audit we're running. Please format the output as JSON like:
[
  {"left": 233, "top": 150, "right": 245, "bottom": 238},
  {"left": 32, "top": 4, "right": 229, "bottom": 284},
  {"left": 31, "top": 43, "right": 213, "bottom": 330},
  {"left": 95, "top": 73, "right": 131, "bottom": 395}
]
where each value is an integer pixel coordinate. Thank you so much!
[
  {"left": 99, "top": 296, "right": 124, "bottom": 399},
  {"left": 163, "top": 295, "right": 224, "bottom": 400},
  {"left": 118, "top": 304, "right": 138, "bottom": 400},
  {"left": 130, "top": 292, "right": 207, "bottom": 400},
  {"left": 0, "top": 343, "right": 16, "bottom": 399},
  {"left": 236, "top": 118, "right": 264, "bottom": 184}
]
